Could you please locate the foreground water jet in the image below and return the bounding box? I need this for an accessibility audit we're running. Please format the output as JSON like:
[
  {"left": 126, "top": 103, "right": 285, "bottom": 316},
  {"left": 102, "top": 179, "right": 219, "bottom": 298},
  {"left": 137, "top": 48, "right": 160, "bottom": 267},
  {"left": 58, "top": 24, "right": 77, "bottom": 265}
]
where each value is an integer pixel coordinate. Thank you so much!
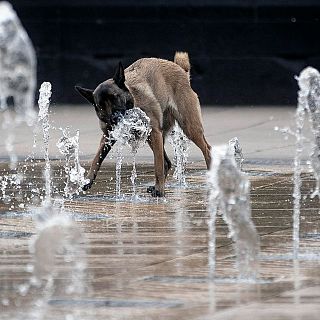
[
  {"left": 0, "top": 1, "right": 37, "bottom": 170},
  {"left": 0, "top": 1, "right": 36, "bottom": 119},
  {"left": 30, "top": 207, "right": 87, "bottom": 289},
  {"left": 208, "top": 145, "right": 260, "bottom": 280},
  {"left": 13, "top": 205, "right": 88, "bottom": 320}
]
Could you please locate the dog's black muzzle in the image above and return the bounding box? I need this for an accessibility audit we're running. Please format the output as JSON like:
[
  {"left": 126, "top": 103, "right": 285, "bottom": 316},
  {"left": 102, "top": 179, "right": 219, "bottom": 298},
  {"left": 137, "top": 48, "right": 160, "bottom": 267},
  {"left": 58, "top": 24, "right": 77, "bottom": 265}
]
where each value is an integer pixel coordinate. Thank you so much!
[{"left": 110, "top": 110, "right": 125, "bottom": 125}]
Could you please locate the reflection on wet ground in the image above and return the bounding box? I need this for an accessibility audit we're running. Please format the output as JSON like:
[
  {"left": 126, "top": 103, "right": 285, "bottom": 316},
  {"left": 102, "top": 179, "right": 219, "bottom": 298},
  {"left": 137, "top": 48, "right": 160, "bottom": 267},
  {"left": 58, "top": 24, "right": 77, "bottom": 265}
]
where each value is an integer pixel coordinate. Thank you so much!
[{"left": 1, "top": 162, "right": 320, "bottom": 319}]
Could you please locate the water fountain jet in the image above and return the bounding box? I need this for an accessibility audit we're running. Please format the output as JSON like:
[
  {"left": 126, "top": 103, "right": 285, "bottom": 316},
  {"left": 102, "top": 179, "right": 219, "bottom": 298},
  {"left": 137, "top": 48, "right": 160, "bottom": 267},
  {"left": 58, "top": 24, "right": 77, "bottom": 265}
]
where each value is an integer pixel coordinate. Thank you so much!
[
  {"left": 169, "top": 122, "right": 190, "bottom": 186},
  {"left": 228, "top": 137, "right": 244, "bottom": 170},
  {"left": 37, "top": 82, "right": 52, "bottom": 205},
  {"left": 57, "top": 128, "right": 88, "bottom": 199},
  {"left": 292, "top": 67, "right": 320, "bottom": 259},
  {"left": 110, "top": 108, "right": 151, "bottom": 200},
  {"left": 208, "top": 145, "right": 260, "bottom": 281},
  {"left": 0, "top": 1, "right": 37, "bottom": 170}
]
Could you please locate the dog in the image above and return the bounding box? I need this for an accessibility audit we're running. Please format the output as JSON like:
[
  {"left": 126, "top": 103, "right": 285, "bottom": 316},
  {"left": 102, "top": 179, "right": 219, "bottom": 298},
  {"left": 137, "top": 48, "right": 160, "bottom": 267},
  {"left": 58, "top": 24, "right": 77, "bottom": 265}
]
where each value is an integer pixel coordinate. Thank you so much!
[{"left": 75, "top": 52, "right": 211, "bottom": 197}]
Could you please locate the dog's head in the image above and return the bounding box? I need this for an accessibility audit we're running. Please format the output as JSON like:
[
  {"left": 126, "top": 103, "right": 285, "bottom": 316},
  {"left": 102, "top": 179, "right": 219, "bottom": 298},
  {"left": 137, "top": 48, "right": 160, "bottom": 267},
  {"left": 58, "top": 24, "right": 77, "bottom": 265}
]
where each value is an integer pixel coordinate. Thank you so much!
[{"left": 75, "top": 62, "right": 134, "bottom": 126}]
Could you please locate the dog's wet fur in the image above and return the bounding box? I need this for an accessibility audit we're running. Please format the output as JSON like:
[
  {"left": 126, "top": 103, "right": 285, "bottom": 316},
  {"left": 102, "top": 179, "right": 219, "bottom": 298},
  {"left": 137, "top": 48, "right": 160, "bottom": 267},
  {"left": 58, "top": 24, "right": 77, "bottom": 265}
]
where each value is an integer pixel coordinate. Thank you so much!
[{"left": 75, "top": 52, "right": 211, "bottom": 197}]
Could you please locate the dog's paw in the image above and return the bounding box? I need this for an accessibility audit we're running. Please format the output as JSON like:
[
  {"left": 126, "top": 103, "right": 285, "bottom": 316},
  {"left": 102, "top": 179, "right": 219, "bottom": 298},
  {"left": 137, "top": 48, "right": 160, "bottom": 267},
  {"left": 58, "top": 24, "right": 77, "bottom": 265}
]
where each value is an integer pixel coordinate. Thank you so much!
[
  {"left": 147, "top": 186, "right": 165, "bottom": 197},
  {"left": 152, "top": 189, "right": 165, "bottom": 197},
  {"left": 82, "top": 180, "right": 93, "bottom": 191},
  {"left": 146, "top": 186, "right": 155, "bottom": 193}
]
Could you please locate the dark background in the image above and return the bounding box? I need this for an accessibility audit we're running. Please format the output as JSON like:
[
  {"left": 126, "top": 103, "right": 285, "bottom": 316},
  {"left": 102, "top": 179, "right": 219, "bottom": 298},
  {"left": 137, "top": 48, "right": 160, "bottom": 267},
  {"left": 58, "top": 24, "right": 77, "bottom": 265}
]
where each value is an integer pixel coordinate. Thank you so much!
[{"left": 9, "top": 0, "right": 320, "bottom": 105}]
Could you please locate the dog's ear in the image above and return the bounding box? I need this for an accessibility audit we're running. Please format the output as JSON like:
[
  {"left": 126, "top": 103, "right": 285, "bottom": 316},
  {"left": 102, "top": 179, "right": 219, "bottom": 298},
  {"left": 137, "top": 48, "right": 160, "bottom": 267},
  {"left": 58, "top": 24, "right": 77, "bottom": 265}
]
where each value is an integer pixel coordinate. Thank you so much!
[
  {"left": 113, "top": 62, "right": 125, "bottom": 88},
  {"left": 75, "top": 86, "right": 95, "bottom": 105}
]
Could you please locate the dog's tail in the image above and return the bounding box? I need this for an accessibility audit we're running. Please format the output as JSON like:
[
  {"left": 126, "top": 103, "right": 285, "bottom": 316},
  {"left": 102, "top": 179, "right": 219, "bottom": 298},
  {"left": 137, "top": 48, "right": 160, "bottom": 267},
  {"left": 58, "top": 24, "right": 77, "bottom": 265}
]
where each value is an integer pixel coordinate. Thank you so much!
[{"left": 174, "top": 51, "right": 190, "bottom": 82}]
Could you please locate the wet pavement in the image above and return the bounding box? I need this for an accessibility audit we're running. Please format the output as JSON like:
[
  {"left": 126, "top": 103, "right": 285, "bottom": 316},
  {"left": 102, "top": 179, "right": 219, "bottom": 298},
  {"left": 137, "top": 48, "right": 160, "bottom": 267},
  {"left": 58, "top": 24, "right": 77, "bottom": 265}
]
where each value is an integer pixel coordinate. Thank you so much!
[
  {"left": 1, "top": 160, "right": 320, "bottom": 320},
  {"left": 0, "top": 105, "right": 320, "bottom": 319}
]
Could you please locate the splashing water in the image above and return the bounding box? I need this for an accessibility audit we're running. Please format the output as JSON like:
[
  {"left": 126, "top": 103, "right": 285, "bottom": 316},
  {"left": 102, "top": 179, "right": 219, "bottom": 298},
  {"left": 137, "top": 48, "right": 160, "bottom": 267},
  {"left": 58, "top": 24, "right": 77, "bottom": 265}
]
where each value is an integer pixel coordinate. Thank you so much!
[
  {"left": 37, "top": 82, "right": 52, "bottom": 205},
  {"left": 29, "top": 85, "right": 87, "bottom": 318},
  {"left": 0, "top": 2, "right": 37, "bottom": 205},
  {"left": 57, "top": 128, "right": 88, "bottom": 199},
  {"left": 15, "top": 83, "right": 87, "bottom": 317},
  {"left": 0, "top": 173, "right": 22, "bottom": 209},
  {"left": 169, "top": 122, "right": 190, "bottom": 186},
  {"left": 110, "top": 108, "right": 151, "bottom": 199},
  {"left": 208, "top": 145, "right": 260, "bottom": 281},
  {"left": 228, "top": 137, "right": 244, "bottom": 170},
  {"left": 0, "top": 65, "right": 89, "bottom": 316},
  {"left": 111, "top": 108, "right": 151, "bottom": 152},
  {"left": 0, "top": 1, "right": 37, "bottom": 170},
  {"left": 0, "top": 1, "right": 36, "bottom": 121}
]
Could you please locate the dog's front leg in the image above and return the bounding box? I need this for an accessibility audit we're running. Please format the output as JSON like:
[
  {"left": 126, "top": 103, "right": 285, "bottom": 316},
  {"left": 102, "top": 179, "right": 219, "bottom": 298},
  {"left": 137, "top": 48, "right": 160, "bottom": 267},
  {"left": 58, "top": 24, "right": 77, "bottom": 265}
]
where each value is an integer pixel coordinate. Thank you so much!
[
  {"left": 83, "top": 134, "right": 114, "bottom": 191},
  {"left": 149, "top": 129, "right": 165, "bottom": 197}
]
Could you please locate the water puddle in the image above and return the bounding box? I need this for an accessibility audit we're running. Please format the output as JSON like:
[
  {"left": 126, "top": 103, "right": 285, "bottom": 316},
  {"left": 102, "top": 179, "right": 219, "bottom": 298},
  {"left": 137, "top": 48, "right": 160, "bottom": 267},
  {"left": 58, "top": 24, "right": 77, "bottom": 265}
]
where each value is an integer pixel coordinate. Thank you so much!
[
  {"left": 1, "top": 209, "right": 109, "bottom": 221},
  {"left": 0, "top": 231, "right": 33, "bottom": 238},
  {"left": 143, "top": 275, "right": 273, "bottom": 285},
  {"left": 48, "top": 299, "right": 183, "bottom": 308}
]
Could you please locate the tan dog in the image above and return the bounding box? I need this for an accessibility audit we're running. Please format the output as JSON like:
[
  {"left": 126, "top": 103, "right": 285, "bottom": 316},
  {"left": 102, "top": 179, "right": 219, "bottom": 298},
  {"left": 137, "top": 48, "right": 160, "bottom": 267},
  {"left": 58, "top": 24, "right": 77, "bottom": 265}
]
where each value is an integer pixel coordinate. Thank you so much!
[{"left": 75, "top": 52, "right": 211, "bottom": 197}]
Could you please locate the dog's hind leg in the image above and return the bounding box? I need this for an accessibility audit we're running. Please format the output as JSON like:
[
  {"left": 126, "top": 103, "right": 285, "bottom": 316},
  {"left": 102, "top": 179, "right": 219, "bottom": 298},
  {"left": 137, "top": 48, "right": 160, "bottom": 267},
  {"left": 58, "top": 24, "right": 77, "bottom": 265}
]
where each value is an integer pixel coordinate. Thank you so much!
[
  {"left": 148, "top": 138, "right": 171, "bottom": 175},
  {"left": 162, "top": 108, "right": 175, "bottom": 177},
  {"left": 146, "top": 108, "right": 174, "bottom": 195},
  {"left": 146, "top": 118, "right": 166, "bottom": 197},
  {"left": 146, "top": 138, "right": 171, "bottom": 196},
  {"left": 83, "top": 134, "right": 115, "bottom": 191},
  {"left": 187, "top": 130, "right": 211, "bottom": 169},
  {"left": 176, "top": 92, "right": 211, "bottom": 169},
  {"left": 163, "top": 148, "right": 172, "bottom": 177},
  {"left": 146, "top": 127, "right": 166, "bottom": 197}
]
